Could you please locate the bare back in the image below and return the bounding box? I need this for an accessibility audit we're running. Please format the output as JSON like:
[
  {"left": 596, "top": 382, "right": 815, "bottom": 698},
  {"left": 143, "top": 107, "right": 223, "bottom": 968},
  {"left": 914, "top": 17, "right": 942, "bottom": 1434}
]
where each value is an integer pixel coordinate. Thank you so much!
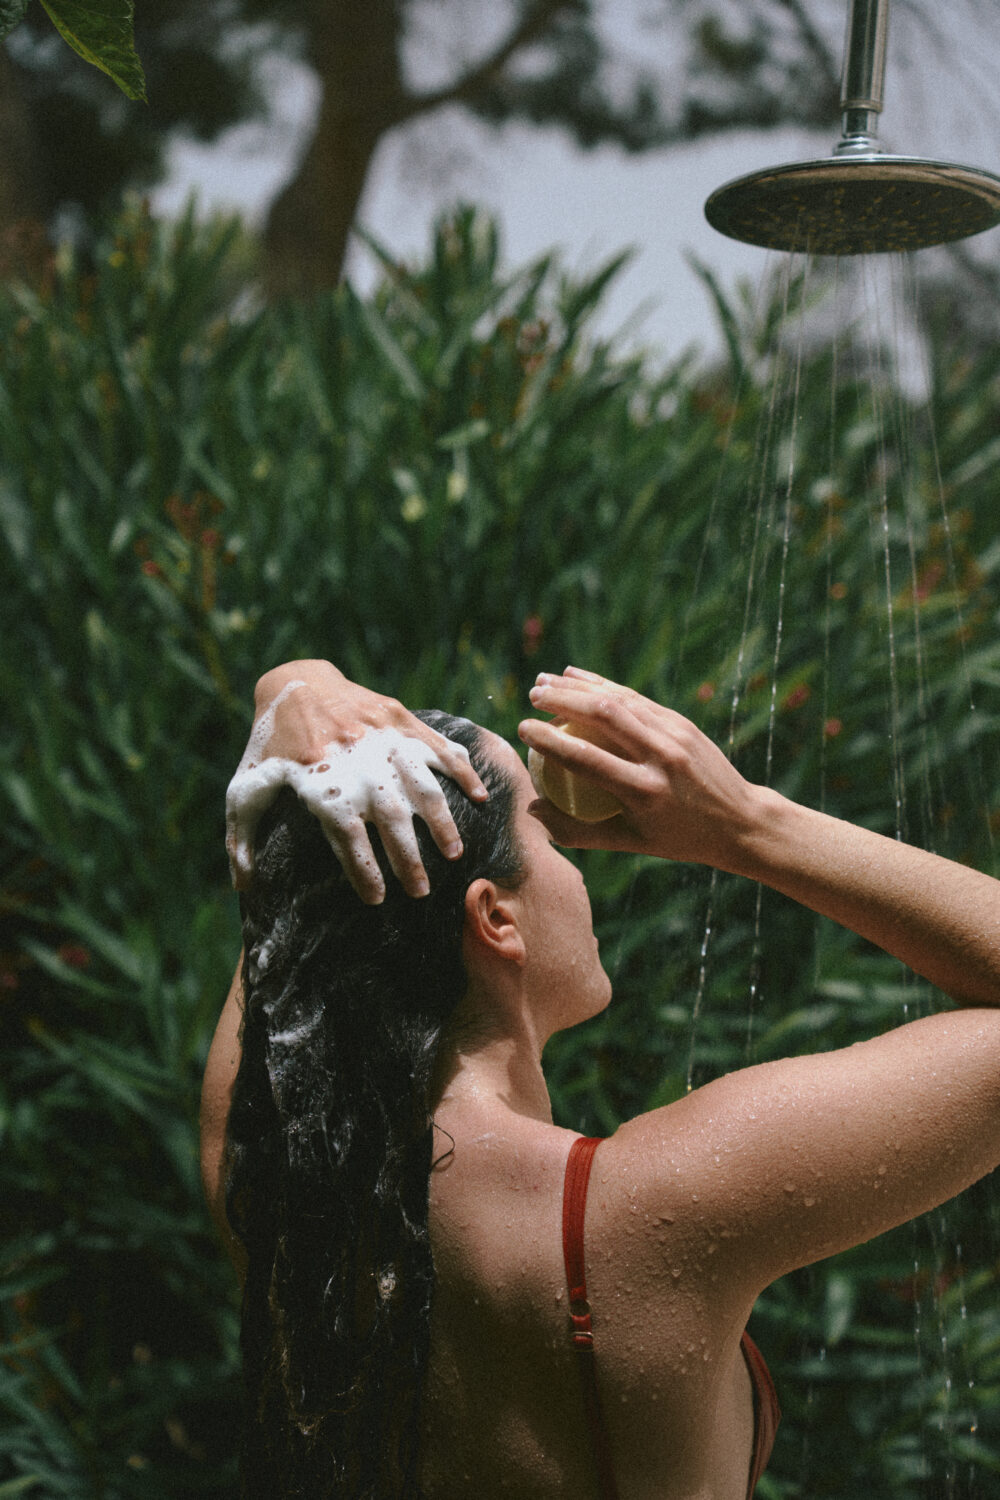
[
  {"left": 422, "top": 1004, "right": 1000, "bottom": 1499},
  {"left": 422, "top": 1112, "right": 758, "bottom": 1500}
]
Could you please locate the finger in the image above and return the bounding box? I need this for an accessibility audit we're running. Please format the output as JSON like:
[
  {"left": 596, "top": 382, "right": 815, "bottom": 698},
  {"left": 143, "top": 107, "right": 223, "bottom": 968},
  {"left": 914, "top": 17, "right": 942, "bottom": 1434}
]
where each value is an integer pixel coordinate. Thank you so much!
[
  {"left": 369, "top": 802, "right": 433, "bottom": 898},
  {"left": 519, "top": 719, "right": 650, "bottom": 801},
  {"left": 369, "top": 699, "right": 488, "bottom": 804},
  {"left": 562, "top": 665, "right": 605, "bottom": 683},
  {"left": 523, "top": 684, "right": 651, "bottom": 761},
  {"left": 527, "top": 797, "right": 635, "bottom": 851},
  {"left": 225, "top": 762, "right": 287, "bottom": 888},
  {"left": 538, "top": 669, "right": 629, "bottom": 695},
  {"left": 392, "top": 755, "right": 465, "bottom": 861},
  {"left": 410, "top": 723, "right": 489, "bottom": 803},
  {"left": 226, "top": 823, "right": 256, "bottom": 890},
  {"left": 326, "top": 816, "right": 387, "bottom": 905}
]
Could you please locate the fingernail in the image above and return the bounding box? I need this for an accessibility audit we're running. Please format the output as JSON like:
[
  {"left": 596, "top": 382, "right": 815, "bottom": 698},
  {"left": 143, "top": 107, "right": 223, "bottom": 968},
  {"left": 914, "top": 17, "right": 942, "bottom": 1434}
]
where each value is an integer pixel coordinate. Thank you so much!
[
  {"left": 445, "top": 840, "right": 463, "bottom": 860},
  {"left": 528, "top": 685, "right": 547, "bottom": 702},
  {"left": 413, "top": 877, "right": 430, "bottom": 898},
  {"left": 535, "top": 672, "right": 553, "bottom": 685}
]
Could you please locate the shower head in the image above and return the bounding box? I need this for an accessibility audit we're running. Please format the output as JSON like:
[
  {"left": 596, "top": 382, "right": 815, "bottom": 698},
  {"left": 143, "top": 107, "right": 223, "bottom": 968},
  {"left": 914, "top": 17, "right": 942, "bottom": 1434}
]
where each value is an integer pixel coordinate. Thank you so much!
[
  {"left": 704, "top": 0, "right": 1000, "bottom": 254},
  {"left": 704, "top": 155, "right": 1000, "bottom": 255}
]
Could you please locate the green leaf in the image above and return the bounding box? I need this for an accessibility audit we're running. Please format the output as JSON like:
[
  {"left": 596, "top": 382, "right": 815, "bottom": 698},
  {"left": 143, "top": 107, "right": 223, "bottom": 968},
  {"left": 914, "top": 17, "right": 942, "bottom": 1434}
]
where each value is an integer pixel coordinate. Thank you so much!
[
  {"left": 0, "top": 0, "right": 30, "bottom": 43},
  {"left": 38, "top": 0, "right": 146, "bottom": 101},
  {"left": 355, "top": 295, "right": 426, "bottom": 402}
]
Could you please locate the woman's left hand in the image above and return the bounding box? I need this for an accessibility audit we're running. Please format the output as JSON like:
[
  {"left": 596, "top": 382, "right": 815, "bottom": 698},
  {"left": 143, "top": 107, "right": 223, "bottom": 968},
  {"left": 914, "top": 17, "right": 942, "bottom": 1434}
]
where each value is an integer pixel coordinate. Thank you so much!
[{"left": 517, "top": 667, "right": 760, "bottom": 870}]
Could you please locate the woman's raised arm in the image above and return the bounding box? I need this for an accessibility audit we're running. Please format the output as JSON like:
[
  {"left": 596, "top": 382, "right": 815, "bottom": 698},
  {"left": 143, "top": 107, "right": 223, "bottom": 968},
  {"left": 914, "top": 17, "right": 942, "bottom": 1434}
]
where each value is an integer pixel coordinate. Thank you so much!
[
  {"left": 520, "top": 668, "right": 1000, "bottom": 1296},
  {"left": 519, "top": 669, "right": 1000, "bottom": 1007}
]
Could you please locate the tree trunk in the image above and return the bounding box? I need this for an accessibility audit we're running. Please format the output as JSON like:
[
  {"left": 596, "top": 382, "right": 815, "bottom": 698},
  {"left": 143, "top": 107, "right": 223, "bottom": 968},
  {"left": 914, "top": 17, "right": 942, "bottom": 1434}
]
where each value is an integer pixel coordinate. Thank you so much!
[
  {"left": 263, "top": 107, "right": 382, "bottom": 297},
  {"left": 262, "top": 0, "right": 403, "bottom": 298}
]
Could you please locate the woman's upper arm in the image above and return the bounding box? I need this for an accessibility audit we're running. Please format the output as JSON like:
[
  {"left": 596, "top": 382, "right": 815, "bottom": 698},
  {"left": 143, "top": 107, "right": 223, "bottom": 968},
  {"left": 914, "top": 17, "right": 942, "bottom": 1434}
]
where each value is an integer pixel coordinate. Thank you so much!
[
  {"left": 200, "top": 955, "right": 245, "bottom": 1267},
  {"left": 615, "top": 1008, "right": 1000, "bottom": 1297}
]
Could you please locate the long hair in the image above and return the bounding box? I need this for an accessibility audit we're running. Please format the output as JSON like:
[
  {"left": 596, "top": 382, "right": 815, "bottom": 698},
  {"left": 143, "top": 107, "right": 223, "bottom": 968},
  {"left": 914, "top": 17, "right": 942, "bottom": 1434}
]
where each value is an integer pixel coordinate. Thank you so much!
[{"left": 224, "top": 713, "right": 524, "bottom": 1499}]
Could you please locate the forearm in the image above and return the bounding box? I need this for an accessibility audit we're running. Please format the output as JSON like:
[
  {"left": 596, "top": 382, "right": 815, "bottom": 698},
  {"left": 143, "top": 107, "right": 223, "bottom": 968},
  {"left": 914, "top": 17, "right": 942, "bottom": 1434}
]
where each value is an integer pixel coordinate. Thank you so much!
[{"left": 733, "top": 788, "right": 1000, "bottom": 1007}]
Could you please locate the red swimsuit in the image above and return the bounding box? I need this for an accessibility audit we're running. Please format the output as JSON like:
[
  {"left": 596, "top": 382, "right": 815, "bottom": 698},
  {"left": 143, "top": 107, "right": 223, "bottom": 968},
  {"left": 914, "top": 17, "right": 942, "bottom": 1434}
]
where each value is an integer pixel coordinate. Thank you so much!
[{"left": 562, "top": 1136, "right": 780, "bottom": 1500}]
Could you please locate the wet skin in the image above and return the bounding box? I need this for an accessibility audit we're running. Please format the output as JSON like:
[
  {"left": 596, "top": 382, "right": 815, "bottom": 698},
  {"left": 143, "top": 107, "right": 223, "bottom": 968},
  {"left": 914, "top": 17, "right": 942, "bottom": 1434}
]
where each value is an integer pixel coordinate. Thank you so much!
[{"left": 204, "top": 670, "right": 1000, "bottom": 1499}]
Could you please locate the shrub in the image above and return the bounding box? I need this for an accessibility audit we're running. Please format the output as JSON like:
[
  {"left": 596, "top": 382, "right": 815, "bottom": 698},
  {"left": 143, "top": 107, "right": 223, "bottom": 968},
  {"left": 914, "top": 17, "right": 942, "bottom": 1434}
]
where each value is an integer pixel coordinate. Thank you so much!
[{"left": 2, "top": 199, "right": 999, "bottom": 1496}]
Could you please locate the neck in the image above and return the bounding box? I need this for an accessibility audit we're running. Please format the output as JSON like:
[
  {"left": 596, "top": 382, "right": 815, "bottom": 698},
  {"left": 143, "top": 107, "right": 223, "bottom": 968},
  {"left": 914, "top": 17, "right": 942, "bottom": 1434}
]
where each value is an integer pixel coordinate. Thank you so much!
[{"left": 435, "top": 1013, "right": 554, "bottom": 1127}]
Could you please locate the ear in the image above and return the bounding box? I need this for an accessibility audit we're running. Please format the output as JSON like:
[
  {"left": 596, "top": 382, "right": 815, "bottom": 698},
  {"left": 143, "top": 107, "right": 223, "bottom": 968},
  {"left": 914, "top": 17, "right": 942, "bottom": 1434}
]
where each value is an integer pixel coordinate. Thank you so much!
[{"left": 463, "top": 879, "right": 526, "bottom": 966}]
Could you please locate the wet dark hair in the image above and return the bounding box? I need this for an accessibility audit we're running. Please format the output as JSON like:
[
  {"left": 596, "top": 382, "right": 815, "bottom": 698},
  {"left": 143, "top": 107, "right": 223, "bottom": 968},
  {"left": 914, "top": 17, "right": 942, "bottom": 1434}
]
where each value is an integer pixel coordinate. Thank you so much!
[{"left": 224, "top": 713, "right": 525, "bottom": 1500}]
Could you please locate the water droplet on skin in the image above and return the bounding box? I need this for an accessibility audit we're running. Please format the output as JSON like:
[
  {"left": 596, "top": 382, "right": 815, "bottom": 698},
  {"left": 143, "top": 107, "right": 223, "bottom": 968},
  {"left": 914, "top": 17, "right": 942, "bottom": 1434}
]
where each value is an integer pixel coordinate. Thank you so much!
[
  {"left": 691, "top": 1193, "right": 700, "bottom": 1203},
  {"left": 804, "top": 1196, "right": 816, "bottom": 1207},
  {"left": 671, "top": 1267, "right": 682, "bottom": 1280},
  {"left": 784, "top": 1182, "right": 796, "bottom": 1194}
]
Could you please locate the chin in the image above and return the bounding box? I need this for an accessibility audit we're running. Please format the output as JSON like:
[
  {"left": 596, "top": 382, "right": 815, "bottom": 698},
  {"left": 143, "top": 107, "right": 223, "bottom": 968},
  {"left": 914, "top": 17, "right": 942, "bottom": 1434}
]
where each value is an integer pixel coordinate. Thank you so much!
[{"left": 584, "top": 975, "right": 614, "bottom": 1021}]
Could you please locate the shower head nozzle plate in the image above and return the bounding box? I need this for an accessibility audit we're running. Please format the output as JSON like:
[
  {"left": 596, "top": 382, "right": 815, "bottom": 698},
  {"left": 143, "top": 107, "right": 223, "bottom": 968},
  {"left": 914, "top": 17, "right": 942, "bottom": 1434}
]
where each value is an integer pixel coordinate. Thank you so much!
[{"left": 704, "top": 155, "right": 1000, "bottom": 254}]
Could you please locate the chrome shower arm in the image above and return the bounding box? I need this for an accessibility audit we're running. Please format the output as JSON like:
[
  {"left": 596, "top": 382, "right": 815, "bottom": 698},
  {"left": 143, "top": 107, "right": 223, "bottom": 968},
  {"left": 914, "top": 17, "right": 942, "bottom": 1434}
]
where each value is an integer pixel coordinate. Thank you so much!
[{"left": 838, "top": 0, "right": 891, "bottom": 154}]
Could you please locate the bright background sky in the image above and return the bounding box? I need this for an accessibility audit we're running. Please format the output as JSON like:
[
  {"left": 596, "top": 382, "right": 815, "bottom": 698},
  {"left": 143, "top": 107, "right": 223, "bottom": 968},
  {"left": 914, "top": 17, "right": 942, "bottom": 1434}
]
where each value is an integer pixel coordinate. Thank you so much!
[{"left": 151, "top": 2, "right": 1000, "bottom": 364}]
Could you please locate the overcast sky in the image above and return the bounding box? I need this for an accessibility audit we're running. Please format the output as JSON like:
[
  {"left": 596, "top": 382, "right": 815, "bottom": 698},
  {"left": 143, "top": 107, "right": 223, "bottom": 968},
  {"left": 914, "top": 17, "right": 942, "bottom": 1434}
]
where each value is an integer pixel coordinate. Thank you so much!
[{"left": 151, "top": 2, "right": 1000, "bottom": 363}]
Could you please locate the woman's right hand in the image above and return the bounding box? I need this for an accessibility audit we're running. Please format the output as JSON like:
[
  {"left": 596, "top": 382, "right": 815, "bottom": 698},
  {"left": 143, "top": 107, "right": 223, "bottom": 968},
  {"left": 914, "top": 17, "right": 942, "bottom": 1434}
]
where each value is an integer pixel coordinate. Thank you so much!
[
  {"left": 226, "top": 660, "right": 488, "bottom": 904},
  {"left": 517, "top": 668, "right": 764, "bottom": 871}
]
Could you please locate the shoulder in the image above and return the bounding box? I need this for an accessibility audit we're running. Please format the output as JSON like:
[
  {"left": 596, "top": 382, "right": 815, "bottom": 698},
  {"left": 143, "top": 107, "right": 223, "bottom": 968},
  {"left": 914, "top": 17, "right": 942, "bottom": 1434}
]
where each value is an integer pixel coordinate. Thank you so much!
[{"left": 600, "top": 1009, "right": 1000, "bottom": 1296}]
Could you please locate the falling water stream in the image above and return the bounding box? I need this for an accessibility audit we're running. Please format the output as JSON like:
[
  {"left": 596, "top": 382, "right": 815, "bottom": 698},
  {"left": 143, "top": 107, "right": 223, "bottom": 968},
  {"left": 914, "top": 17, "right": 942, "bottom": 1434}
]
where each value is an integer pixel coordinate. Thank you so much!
[
  {"left": 671, "top": 246, "right": 996, "bottom": 1494},
  {"left": 462, "top": 229, "right": 995, "bottom": 1491}
]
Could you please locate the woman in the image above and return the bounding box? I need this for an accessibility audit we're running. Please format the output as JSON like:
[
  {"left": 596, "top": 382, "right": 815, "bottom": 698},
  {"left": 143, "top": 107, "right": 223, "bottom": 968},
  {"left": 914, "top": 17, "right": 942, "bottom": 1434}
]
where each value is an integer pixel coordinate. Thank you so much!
[{"left": 202, "top": 660, "right": 1000, "bottom": 1500}]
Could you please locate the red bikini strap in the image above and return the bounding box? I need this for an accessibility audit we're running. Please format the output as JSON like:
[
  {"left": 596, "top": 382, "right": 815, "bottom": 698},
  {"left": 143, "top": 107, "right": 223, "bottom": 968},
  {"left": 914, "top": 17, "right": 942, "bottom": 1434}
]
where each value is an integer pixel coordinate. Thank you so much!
[{"left": 562, "top": 1136, "right": 621, "bottom": 1500}]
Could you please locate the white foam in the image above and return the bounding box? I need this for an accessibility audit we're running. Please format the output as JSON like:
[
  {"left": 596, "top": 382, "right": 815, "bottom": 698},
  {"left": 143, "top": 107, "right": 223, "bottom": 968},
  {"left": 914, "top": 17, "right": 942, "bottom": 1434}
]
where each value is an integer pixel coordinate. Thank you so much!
[{"left": 226, "top": 712, "right": 471, "bottom": 890}]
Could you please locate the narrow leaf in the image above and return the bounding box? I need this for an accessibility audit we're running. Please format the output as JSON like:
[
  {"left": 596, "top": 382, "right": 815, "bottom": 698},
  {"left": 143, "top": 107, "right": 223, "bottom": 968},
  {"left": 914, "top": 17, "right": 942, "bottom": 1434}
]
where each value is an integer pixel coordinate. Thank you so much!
[
  {"left": 39, "top": 0, "right": 146, "bottom": 101},
  {"left": 355, "top": 297, "right": 426, "bottom": 402}
]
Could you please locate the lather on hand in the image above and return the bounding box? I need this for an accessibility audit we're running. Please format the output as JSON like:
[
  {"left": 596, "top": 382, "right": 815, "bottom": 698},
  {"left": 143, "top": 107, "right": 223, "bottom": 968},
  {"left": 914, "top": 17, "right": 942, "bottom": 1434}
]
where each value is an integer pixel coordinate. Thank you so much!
[{"left": 225, "top": 660, "right": 488, "bottom": 904}]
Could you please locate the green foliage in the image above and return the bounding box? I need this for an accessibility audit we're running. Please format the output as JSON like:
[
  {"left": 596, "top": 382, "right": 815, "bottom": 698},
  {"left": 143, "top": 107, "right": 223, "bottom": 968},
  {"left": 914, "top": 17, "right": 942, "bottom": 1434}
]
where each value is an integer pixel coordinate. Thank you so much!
[
  {"left": 38, "top": 0, "right": 146, "bottom": 101},
  {"left": 2, "top": 200, "right": 1000, "bottom": 1496},
  {"left": 0, "top": 0, "right": 29, "bottom": 36},
  {"left": 2, "top": 0, "right": 145, "bottom": 99}
]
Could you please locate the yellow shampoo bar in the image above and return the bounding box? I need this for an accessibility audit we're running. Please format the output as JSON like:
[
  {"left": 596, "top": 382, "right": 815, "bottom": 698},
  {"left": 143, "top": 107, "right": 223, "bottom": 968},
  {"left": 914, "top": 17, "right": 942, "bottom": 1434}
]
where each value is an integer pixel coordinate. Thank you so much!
[{"left": 526, "top": 722, "right": 623, "bottom": 823}]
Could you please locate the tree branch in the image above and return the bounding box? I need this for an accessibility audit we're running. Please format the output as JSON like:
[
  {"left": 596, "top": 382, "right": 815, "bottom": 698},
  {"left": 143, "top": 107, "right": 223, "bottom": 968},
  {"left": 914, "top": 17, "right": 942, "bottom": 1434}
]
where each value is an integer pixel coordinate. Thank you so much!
[
  {"left": 393, "top": 0, "right": 576, "bottom": 123},
  {"left": 770, "top": 0, "right": 841, "bottom": 98}
]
